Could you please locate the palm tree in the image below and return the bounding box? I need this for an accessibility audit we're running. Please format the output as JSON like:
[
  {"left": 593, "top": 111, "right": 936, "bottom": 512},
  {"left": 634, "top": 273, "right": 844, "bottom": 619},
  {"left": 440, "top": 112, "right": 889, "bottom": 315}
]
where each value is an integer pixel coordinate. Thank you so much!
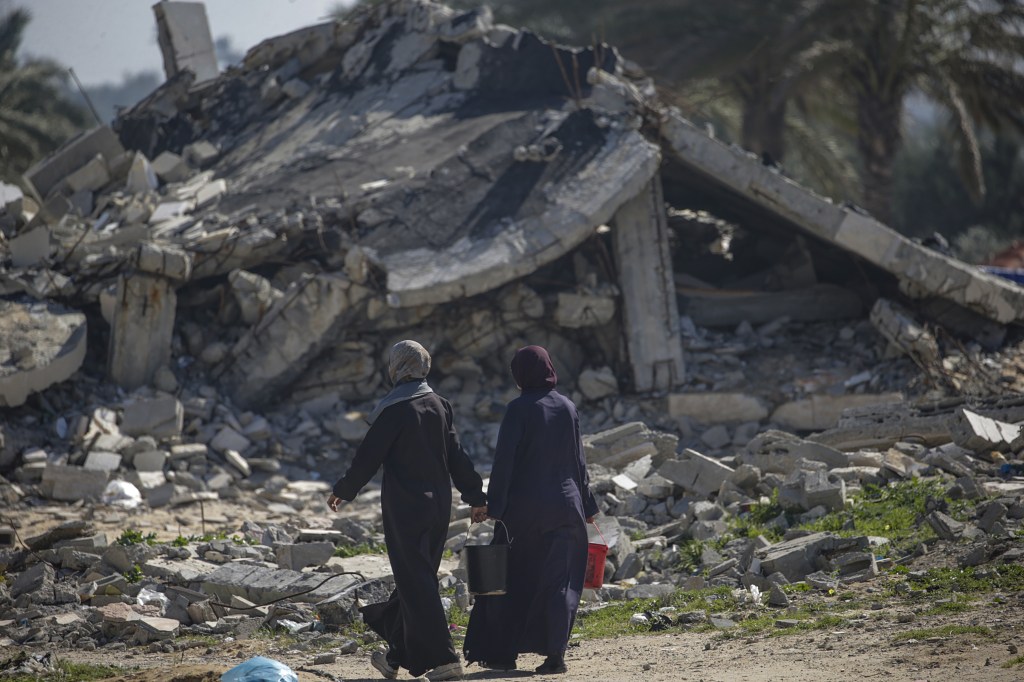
[
  {"left": 0, "top": 9, "right": 88, "bottom": 184},
  {"left": 842, "top": 0, "right": 1024, "bottom": 224}
]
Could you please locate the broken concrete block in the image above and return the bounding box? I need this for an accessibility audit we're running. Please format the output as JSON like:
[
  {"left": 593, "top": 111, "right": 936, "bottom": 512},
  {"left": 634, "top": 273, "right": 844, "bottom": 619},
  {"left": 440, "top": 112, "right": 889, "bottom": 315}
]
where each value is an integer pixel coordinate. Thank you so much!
[
  {"left": 780, "top": 469, "right": 846, "bottom": 512},
  {"left": 83, "top": 451, "right": 122, "bottom": 471},
  {"left": 926, "top": 511, "right": 965, "bottom": 541},
  {"left": 668, "top": 393, "right": 769, "bottom": 424},
  {"left": 132, "top": 449, "right": 169, "bottom": 472},
  {"left": 125, "top": 152, "right": 159, "bottom": 193},
  {"left": 770, "top": 393, "right": 904, "bottom": 432},
  {"left": 136, "top": 242, "right": 193, "bottom": 281},
  {"left": 439, "top": 6, "right": 493, "bottom": 44},
  {"left": 700, "top": 425, "right": 732, "bottom": 450},
  {"left": 870, "top": 298, "right": 940, "bottom": 366},
  {"left": 11, "top": 562, "right": 55, "bottom": 600},
  {"left": 757, "top": 532, "right": 865, "bottom": 582},
  {"left": 41, "top": 464, "right": 109, "bottom": 502},
  {"left": 119, "top": 395, "right": 183, "bottom": 440},
  {"left": 578, "top": 366, "right": 619, "bottom": 401},
  {"left": 584, "top": 421, "right": 679, "bottom": 468},
  {"left": 9, "top": 226, "right": 50, "bottom": 268},
  {"left": 951, "top": 407, "right": 1021, "bottom": 454},
  {"left": 282, "top": 78, "right": 311, "bottom": 99},
  {"left": 223, "top": 449, "right": 251, "bottom": 477},
  {"left": 0, "top": 526, "right": 14, "bottom": 548},
  {"left": 151, "top": 151, "right": 190, "bottom": 183},
  {"left": 183, "top": 140, "right": 220, "bottom": 168},
  {"left": 740, "top": 430, "right": 847, "bottom": 474},
  {"left": 658, "top": 448, "right": 734, "bottom": 498},
  {"left": 228, "top": 269, "right": 284, "bottom": 325},
  {"left": 195, "top": 178, "right": 227, "bottom": 207},
  {"left": 324, "top": 412, "right": 370, "bottom": 443},
  {"left": 149, "top": 200, "right": 194, "bottom": 224},
  {"left": 203, "top": 563, "right": 354, "bottom": 605},
  {"left": 154, "top": 0, "right": 219, "bottom": 83},
  {"left": 219, "top": 273, "right": 354, "bottom": 408},
  {"left": 554, "top": 292, "right": 616, "bottom": 328},
  {"left": 0, "top": 298, "right": 87, "bottom": 408},
  {"left": 24, "top": 126, "right": 125, "bottom": 200},
  {"left": 211, "top": 427, "right": 251, "bottom": 454},
  {"left": 65, "top": 153, "right": 110, "bottom": 193},
  {"left": 109, "top": 274, "right": 176, "bottom": 391},
  {"left": 276, "top": 541, "right": 336, "bottom": 572},
  {"left": 977, "top": 502, "right": 1007, "bottom": 534}
]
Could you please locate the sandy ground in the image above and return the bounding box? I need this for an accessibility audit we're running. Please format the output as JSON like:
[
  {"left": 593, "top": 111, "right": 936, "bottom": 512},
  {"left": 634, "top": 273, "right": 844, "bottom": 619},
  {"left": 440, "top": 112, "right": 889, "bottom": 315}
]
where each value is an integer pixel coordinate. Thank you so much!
[
  {"left": 49, "top": 592, "right": 1024, "bottom": 682},
  {"left": 5, "top": 498, "right": 1024, "bottom": 681}
]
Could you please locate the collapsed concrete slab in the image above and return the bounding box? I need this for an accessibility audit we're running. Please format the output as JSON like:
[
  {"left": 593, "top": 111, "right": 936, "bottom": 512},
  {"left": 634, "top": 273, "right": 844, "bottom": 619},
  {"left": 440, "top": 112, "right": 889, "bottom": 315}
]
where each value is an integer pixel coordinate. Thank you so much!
[
  {"left": 659, "top": 110, "right": 1024, "bottom": 325},
  {"left": 0, "top": 298, "right": 87, "bottom": 407}
]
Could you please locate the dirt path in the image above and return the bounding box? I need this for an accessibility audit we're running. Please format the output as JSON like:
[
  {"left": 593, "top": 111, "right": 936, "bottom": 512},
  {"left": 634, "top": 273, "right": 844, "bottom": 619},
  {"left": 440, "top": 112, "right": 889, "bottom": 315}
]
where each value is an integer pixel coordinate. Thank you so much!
[{"left": 55, "top": 595, "right": 1023, "bottom": 682}]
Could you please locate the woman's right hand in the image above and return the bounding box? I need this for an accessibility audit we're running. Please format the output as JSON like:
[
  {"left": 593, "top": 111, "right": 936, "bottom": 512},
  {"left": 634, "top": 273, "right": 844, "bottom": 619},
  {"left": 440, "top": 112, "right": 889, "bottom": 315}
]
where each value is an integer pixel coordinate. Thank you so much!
[{"left": 471, "top": 506, "right": 488, "bottom": 523}]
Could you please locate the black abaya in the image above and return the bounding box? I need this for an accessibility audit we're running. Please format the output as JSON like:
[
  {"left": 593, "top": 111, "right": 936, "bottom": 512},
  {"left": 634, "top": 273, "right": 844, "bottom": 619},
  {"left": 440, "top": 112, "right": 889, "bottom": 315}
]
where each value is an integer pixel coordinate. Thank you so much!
[
  {"left": 332, "top": 391, "right": 486, "bottom": 677},
  {"left": 463, "top": 384, "right": 599, "bottom": 665}
]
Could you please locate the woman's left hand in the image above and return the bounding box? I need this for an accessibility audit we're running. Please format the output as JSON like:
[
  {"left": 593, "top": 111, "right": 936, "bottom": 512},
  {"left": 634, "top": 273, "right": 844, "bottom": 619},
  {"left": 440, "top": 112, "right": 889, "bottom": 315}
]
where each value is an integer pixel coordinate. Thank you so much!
[
  {"left": 471, "top": 506, "right": 488, "bottom": 523},
  {"left": 327, "top": 494, "right": 344, "bottom": 512}
]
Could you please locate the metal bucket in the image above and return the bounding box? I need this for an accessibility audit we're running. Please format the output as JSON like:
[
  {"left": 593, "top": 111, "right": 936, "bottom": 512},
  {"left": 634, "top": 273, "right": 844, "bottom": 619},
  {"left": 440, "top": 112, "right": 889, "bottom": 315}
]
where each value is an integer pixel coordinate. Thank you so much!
[{"left": 465, "top": 520, "right": 511, "bottom": 596}]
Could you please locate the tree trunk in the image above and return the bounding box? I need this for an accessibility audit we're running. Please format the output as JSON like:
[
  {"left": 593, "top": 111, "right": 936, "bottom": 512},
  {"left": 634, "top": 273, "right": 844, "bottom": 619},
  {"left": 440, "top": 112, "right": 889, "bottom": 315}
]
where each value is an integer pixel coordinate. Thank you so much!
[
  {"left": 736, "top": 69, "right": 787, "bottom": 164},
  {"left": 740, "top": 98, "right": 787, "bottom": 164},
  {"left": 856, "top": 91, "right": 903, "bottom": 226}
]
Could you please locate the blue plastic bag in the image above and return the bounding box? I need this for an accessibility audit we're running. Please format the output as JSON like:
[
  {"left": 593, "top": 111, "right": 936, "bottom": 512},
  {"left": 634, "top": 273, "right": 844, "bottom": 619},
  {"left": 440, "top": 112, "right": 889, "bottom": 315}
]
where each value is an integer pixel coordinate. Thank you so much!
[{"left": 220, "top": 656, "right": 298, "bottom": 682}]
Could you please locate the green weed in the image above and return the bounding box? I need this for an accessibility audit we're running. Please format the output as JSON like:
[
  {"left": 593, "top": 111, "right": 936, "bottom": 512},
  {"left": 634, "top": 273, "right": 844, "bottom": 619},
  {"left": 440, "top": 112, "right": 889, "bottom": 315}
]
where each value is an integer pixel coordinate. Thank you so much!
[
  {"left": 116, "top": 529, "right": 158, "bottom": 546},
  {"left": 893, "top": 624, "right": 991, "bottom": 641},
  {"left": 334, "top": 542, "right": 387, "bottom": 558},
  {"left": 1002, "top": 655, "right": 1024, "bottom": 669}
]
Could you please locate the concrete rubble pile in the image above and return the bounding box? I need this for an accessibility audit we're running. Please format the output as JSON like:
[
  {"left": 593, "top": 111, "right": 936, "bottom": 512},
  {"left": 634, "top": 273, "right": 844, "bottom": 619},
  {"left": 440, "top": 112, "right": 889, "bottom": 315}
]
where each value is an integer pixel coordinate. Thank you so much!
[
  {"left": 0, "top": 413, "right": 1022, "bottom": 652},
  {"left": 1, "top": 0, "right": 1024, "bottom": 656}
]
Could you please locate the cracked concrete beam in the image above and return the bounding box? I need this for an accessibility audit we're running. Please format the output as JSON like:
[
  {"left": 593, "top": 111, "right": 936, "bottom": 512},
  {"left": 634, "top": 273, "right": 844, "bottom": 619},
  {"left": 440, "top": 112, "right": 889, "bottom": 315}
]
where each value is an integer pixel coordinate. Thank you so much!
[{"left": 659, "top": 111, "right": 1024, "bottom": 324}]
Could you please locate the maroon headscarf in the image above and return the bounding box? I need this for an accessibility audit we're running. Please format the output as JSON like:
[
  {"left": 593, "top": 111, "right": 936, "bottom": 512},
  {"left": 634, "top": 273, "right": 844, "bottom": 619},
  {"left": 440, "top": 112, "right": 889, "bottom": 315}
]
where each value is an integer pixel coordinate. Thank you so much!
[{"left": 510, "top": 345, "right": 558, "bottom": 390}]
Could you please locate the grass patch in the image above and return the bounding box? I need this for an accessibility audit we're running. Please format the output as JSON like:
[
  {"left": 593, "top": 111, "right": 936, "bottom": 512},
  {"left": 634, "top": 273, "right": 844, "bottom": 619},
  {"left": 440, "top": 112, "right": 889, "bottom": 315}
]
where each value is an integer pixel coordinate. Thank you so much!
[
  {"left": 923, "top": 599, "right": 973, "bottom": 615},
  {"left": 896, "top": 565, "right": 1024, "bottom": 598},
  {"left": 730, "top": 478, "right": 981, "bottom": 559},
  {"left": 893, "top": 624, "right": 991, "bottom": 641},
  {"left": 334, "top": 542, "right": 387, "bottom": 558},
  {"left": 1002, "top": 655, "right": 1024, "bottom": 669},
  {"left": 116, "top": 529, "right": 158, "bottom": 546}
]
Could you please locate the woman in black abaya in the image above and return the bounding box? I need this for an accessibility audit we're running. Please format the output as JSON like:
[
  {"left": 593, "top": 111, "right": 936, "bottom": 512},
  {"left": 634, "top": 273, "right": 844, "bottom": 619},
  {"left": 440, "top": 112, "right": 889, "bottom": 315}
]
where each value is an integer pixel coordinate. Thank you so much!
[
  {"left": 463, "top": 345, "right": 599, "bottom": 675},
  {"left": 327, "top": 340, "right": 487, "bottom": 681}
]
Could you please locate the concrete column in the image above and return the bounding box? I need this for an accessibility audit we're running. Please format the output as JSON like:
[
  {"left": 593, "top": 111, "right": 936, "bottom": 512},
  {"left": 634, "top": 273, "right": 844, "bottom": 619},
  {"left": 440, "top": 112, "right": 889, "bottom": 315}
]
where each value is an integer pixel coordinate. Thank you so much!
[
  {"left": 108, "top": 273, "right": 176, "bottom": 390},
  {"left": 612, "top": 175, "right": 685, "bottom": 392}
]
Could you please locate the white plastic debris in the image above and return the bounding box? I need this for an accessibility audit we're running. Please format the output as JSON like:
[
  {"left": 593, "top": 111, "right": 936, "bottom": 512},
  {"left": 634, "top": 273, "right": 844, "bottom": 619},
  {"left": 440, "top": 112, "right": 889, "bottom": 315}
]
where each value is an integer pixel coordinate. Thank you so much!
[
  {"left": 100, "top": 480, "right": 142, "bottom": 509},
  {"left": 136, "top": 587, "right": 170, "bottom": 615}
]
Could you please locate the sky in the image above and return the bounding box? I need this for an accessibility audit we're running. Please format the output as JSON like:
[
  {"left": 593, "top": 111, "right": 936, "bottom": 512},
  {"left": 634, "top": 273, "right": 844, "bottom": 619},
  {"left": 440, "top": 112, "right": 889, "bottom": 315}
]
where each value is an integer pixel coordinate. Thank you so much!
[{"left": 5, "top": 0, "right": 353, "bottom": 87}]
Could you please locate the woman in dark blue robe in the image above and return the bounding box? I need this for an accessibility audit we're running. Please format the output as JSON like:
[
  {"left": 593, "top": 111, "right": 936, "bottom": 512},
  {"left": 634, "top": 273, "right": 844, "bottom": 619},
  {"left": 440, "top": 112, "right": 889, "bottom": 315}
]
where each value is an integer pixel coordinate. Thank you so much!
[{"left": 464, "top": 345, "right": 599, "bottom": 675}]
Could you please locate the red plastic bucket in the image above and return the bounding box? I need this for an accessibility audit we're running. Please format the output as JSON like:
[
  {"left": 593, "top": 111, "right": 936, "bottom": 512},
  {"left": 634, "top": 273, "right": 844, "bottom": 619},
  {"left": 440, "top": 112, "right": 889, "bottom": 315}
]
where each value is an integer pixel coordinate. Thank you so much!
[{"left": 584, "top": 522, "right": 608, "bottom": 589}]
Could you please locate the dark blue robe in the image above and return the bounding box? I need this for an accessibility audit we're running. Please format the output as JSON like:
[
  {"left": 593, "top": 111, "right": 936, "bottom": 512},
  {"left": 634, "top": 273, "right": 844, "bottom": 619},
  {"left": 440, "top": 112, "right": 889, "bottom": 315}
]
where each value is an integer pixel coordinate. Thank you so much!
[{"left": 463, "top": 387, "right": 599, "bottom": 664}]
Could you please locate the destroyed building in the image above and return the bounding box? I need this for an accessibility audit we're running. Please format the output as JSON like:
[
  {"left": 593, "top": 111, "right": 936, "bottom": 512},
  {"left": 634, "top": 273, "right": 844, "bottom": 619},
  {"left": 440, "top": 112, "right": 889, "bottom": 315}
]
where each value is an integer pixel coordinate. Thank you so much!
[
  {"left": 3, "top": 0, "right": 1024, "bottom": 481},
  {"left": 0, "top": 0, "right": 1023, "bottom": 665}
]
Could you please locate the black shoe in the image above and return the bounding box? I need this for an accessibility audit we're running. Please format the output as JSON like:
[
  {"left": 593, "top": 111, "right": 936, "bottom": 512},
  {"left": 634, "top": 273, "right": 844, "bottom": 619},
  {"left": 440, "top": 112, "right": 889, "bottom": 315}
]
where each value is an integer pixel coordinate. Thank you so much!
[
  {"left": 535, "top": 656, "right": 567, "bottom": 674},
  {"left": 480, "top": 661, "right": 516, "bottom": 671}
]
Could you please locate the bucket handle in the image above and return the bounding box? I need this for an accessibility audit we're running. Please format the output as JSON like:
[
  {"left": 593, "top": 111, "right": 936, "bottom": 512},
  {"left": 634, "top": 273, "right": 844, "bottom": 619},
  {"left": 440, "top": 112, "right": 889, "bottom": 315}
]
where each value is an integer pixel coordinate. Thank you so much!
[
  {"left": 468, "top": 518, "right": 513, "bottom": 546},
  {"left": 590, "top": 520, "right": 608, "bottom": 547}
]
